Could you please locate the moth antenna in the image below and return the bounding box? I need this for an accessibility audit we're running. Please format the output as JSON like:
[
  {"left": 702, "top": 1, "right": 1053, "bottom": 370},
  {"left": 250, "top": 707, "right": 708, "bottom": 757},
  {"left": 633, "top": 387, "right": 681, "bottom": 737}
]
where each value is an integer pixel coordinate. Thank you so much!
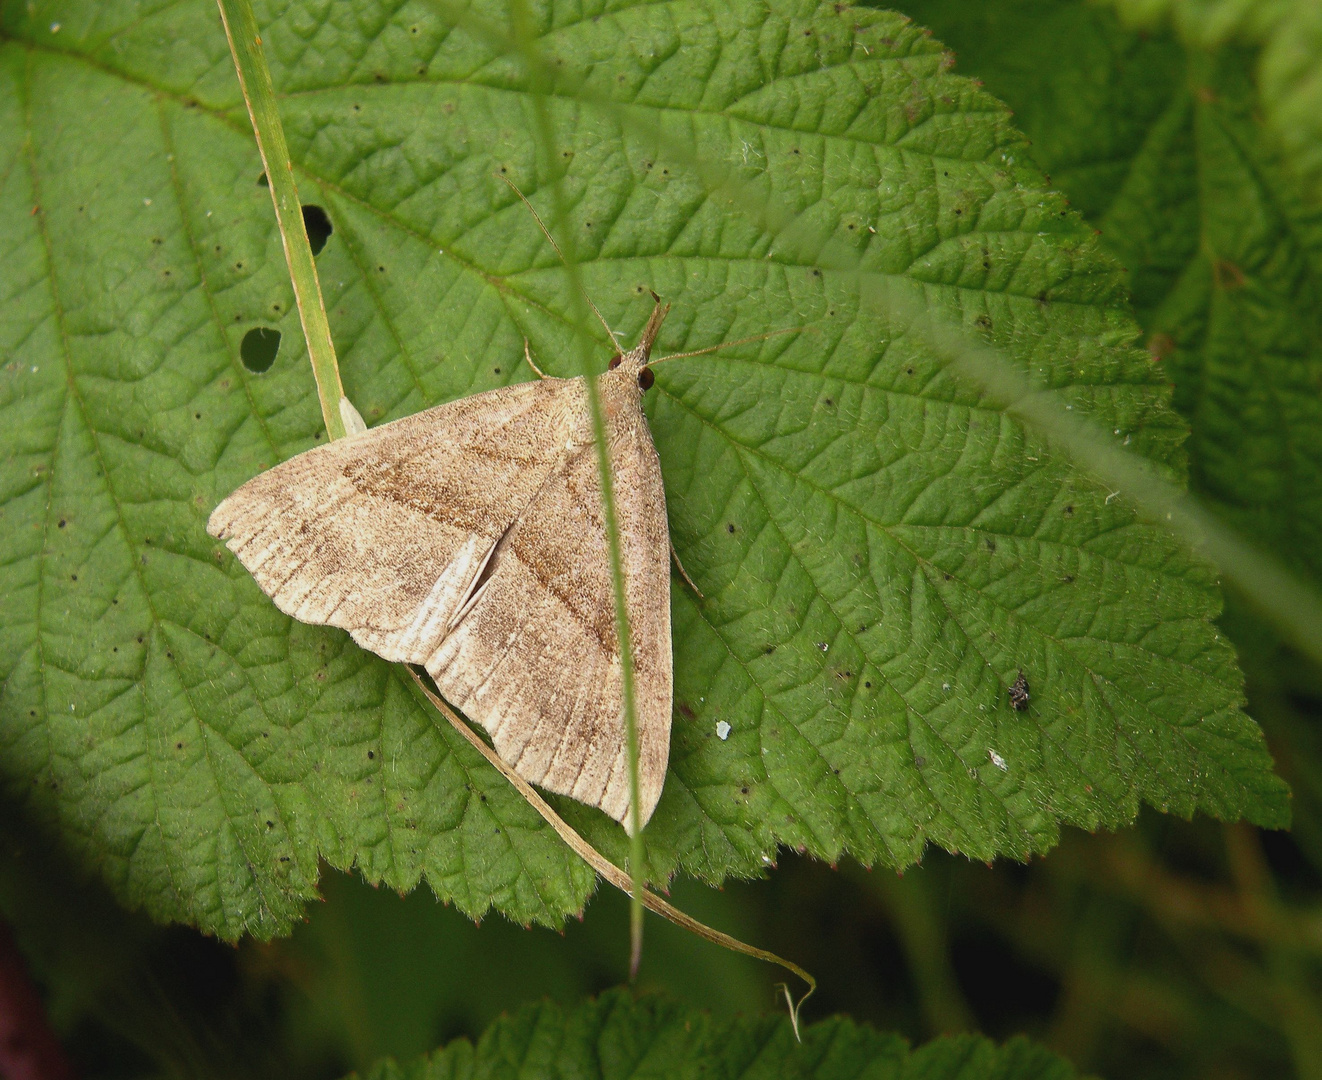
[
  {"left": 638, "top": 291, "right": 670, "bottom": 356},
  {"left": 496, "top": 173, "right": 622, "bottom": 351},
  {"left": 648, "top": 324, "right": 807, "bottom": 366}
]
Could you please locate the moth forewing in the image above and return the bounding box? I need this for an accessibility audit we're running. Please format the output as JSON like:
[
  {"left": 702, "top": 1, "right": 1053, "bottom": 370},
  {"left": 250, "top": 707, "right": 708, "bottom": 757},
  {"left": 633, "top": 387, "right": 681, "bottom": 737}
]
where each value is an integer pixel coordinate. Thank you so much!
[{"left": 207, "top": 329, "right": 673, "bottom": 829}]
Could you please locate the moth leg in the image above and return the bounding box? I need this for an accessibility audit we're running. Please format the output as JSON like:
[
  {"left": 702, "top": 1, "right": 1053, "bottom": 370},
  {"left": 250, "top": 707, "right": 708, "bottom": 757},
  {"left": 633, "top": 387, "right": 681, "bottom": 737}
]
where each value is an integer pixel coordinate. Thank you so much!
[
  {"left": 670, "top": 539, "right": 704, "bottom": 600},
  {"left": 523, "top": 339, "right": 548, "bottom": 380}
]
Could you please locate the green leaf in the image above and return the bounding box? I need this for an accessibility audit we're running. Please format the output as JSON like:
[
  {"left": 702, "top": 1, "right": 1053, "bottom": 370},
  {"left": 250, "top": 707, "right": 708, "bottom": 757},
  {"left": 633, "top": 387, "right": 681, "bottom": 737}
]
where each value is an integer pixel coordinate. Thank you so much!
[
  {"left": 1096, "top": 0, "right": 1322, "bottom": 204},
  {"left": 345, "top": 990, "right": 1079, "bottom": 1080},
  {"left": 1257, "top": 5, "right": 1322, "bottom": 209},
  {"left": 0, "top": 0, "right": 1286, "bottom": 939}
]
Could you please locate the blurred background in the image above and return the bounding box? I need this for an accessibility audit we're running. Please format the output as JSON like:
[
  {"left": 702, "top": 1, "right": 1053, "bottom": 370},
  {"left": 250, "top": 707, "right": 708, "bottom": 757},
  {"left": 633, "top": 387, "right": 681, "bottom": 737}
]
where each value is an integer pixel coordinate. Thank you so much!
[
  {"left": 6, "top": 803, "right": 1321, "bottom": 1078},
  {"left": 3, "top": 1, "right": 1321, "bottom": 1077}
]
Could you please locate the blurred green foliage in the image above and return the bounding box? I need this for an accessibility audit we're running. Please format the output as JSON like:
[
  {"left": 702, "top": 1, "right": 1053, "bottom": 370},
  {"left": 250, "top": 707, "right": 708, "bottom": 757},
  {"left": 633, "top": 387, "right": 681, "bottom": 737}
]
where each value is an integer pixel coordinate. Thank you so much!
[{"left": 2, "top": 0, "right": 1321, "bottom": 1078}]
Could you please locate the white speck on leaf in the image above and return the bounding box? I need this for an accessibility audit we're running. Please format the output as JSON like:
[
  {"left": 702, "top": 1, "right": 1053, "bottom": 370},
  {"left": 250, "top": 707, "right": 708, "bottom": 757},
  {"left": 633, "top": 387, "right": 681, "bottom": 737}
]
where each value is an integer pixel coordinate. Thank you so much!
[
  {"left": 716, "top": 720, "right": 731, "bottom": 740},
  {"left": 988, "top": 749, "right": 1007, "bottom": 770}
]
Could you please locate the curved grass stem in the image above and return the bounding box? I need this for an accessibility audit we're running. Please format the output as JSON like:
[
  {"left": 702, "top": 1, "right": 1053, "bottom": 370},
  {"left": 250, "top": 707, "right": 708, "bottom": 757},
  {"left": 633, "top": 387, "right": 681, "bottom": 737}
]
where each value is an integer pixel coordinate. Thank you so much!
[
  {"left": 503, "top": 0, "right": 649, "bottom": 978},
  {"left": 408, "top": 668, "right": 815, "bottom": 1036}
]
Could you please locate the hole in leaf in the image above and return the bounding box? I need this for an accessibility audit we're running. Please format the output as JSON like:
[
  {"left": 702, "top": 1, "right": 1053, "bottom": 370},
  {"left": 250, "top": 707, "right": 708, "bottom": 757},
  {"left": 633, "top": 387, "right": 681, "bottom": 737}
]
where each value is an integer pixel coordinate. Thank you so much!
[
  {"left": 257, "top": 172, "right": 268, "bottom": 187},
  {"left": 302, "top": 204, "right": 332, "bottom": 255},
  {"left": 241, "top": 327, "right": 281, "bottom": 373}
]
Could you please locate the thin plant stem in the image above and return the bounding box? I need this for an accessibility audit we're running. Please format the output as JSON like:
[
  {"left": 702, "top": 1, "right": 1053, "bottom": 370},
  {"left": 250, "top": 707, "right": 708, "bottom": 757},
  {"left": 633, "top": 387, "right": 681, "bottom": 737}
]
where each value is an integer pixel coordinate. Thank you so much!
[
  {"left": 215, "top": 0, "right": 347, "bottom": 440},
  {"left": 407, "top": 667, "right": 815, "bottom": 1036},
  {"left": 504, "top": 0, "right": 648, "bottom": 978}
]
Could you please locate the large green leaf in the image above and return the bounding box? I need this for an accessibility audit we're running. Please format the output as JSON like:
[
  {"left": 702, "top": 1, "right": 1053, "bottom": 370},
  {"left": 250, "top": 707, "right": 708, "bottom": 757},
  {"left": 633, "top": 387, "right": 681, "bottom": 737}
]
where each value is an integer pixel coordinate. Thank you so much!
[
  {"left": 0, "top": 0, "right": 1287, "bottom": 940},
  {"left": 347, "top": 990, "right": 1078, "bottom": 1080}
]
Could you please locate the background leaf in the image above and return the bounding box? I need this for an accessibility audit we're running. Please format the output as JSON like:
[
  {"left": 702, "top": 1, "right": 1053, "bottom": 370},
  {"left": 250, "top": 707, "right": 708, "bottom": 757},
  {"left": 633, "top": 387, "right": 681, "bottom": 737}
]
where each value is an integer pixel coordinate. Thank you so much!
[
  {"left": 346, "top": 990, "right": 1079, "bottom": 1080},
  {"left": 0, "top": 0, "right": 1286, "bottom": 940},
  {"left": 1097, "top": 0, "right": 1322, "bottom": 205}
]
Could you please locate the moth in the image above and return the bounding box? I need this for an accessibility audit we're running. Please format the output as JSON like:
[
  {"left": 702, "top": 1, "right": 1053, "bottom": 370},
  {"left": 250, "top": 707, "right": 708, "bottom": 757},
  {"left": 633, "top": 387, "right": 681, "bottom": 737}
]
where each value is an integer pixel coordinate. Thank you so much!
[{"left": 208, "top": 300, "right": 674, "bottom": 830}]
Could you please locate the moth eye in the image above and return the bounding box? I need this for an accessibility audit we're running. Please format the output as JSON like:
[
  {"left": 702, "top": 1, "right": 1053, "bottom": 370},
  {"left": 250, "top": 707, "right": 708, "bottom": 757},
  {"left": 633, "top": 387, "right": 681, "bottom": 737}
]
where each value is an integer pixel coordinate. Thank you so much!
[
  {"left": 608, "top": 355, "right": 623, "bottom": 370},
  {"left": 638, "top": 367, "right": 654, "bottom": 391}
]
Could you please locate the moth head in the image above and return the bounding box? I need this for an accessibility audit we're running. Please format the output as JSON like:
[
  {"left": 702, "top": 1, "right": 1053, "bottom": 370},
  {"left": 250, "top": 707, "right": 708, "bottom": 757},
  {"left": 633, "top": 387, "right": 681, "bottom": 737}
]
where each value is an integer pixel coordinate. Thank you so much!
[{"left": 606, "top": 293, "right": 668, "bottom": 392}]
